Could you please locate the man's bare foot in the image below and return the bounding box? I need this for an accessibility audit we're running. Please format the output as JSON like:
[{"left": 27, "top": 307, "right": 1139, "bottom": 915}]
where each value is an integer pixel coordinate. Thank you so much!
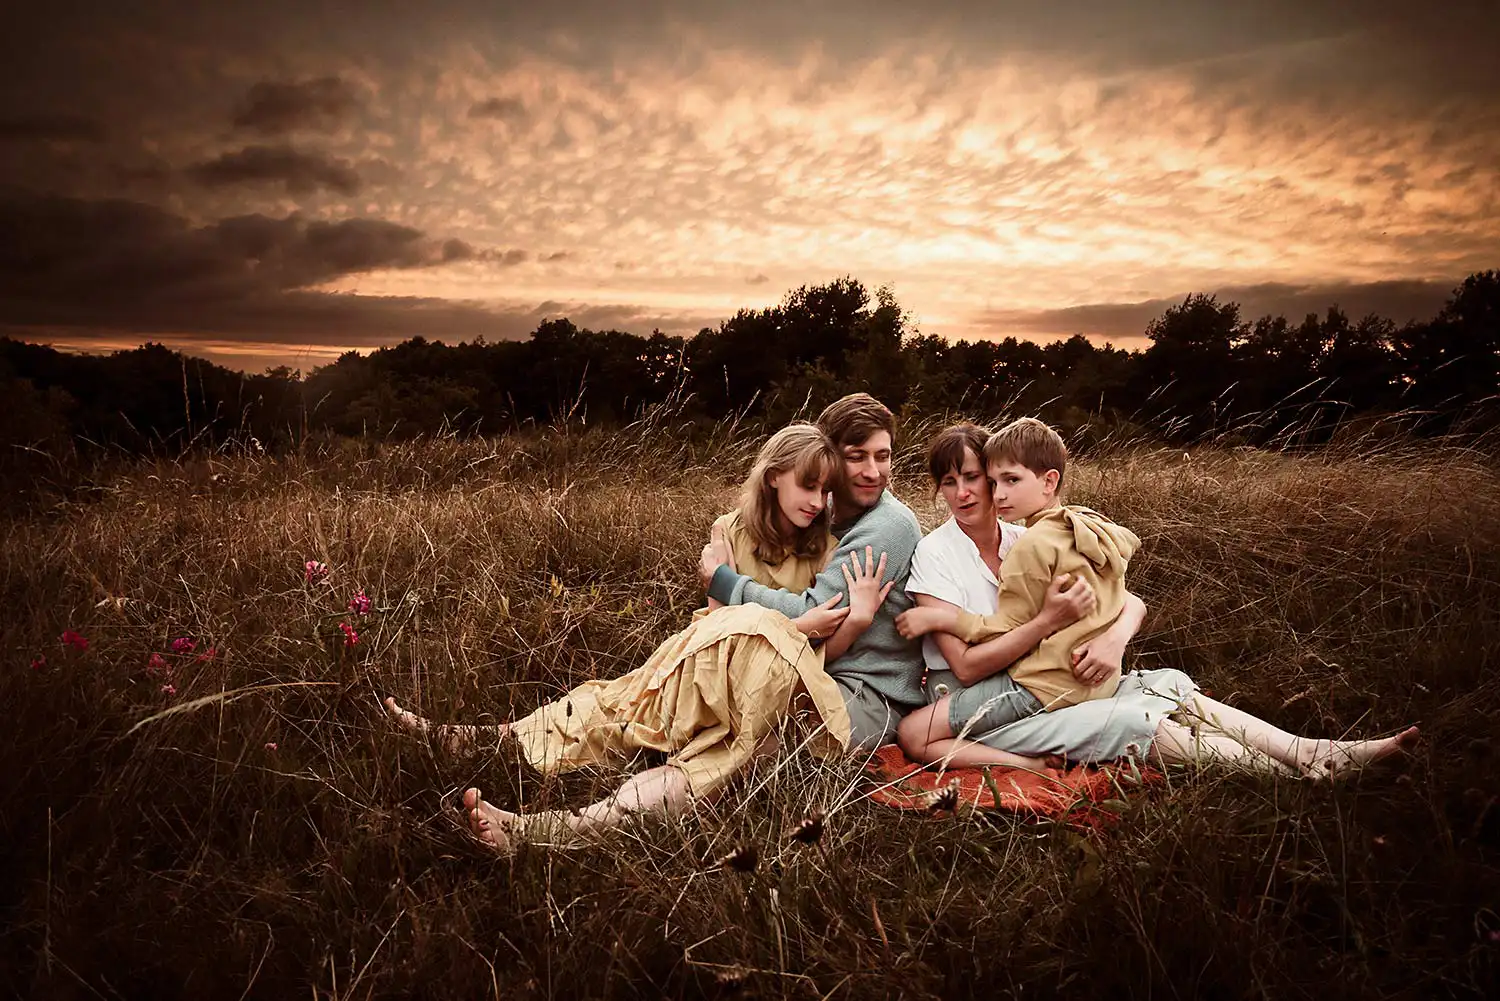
[
  {"left": 384, "top": 696, "right": 504, "bottom": 755},
  {"left": 462, "top": 787, "right": 515, "bottom": 852},
  {"left": 1298, "top": 725, "right": 1420, "bottom": 780}
]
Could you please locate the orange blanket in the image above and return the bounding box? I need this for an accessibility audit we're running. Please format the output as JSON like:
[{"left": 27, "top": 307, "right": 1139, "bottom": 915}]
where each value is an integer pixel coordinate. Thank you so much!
[{"left": 864, "top": 744, "right": 1162, "bottom": 828}]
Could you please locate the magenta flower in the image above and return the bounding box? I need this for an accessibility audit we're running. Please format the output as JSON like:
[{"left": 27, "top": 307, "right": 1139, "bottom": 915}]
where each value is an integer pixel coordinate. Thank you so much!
[
  {"left": 170, "top": 637, "right": 197, "bottom": 654},
  {"left": 160, "top": 683, "right": 177, "bottom": 696},
  {"left": 30, "top": 655, "right": 46, "bottom": 670},
  {"left": 146, "top": 652, "right": 171, "bottom": 678},
  {"left": 195, "top": 646, "right": 219, "bottom": 663},
  {"left": 264, "top": 742, "right": 279, "bottom": 751},
  {"left": 347, "top": 590, "right": 371, "bottom": 616},
  {"left": 339, "top": 622, "right": 359, "bottom": 647},
  {"left": 60, "top": 630, "right": 89, "bottom": 652},
  {"left": 304, "top": 560, "right": 329, "bottom": 583}
]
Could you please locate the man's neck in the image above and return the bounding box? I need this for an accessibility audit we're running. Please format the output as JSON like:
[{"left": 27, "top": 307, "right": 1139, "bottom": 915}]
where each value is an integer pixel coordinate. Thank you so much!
[{"left": 832, "top": 492, "right": 879, "bottom": 530}]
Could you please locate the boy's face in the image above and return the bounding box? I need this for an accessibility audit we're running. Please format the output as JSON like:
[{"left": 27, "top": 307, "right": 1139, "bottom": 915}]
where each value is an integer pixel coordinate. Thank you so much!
[{"left": 987, "top": 459, "right": 1058, "bottom": 522}]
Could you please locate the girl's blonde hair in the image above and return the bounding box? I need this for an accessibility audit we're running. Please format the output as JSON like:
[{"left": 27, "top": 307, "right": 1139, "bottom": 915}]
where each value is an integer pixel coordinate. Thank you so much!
[{"left": 739, "top": 423, "right": 838, "bottom": 565}]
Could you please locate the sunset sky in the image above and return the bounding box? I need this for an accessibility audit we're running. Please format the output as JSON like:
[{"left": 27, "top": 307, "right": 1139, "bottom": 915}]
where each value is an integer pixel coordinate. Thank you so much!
[{"left": 2, "top": 1, "right": 1496, "bottom": 372}]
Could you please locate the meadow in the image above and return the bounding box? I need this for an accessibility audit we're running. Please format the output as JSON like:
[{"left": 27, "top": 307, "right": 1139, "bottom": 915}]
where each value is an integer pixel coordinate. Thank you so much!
[{"left": 2, "top": 414, "right": 1498, "bottom": 999}]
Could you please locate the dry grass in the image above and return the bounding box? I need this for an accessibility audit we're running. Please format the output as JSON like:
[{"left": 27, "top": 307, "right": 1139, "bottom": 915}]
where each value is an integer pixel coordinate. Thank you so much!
[{"left": 2, "top": 421, "right": 1498, "bottom": 999}]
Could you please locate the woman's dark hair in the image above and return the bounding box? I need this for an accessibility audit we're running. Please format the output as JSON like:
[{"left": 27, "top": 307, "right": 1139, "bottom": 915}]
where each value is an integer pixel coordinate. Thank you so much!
[{"left": 926, "top": 422, "right": 991, "bottom": 485}]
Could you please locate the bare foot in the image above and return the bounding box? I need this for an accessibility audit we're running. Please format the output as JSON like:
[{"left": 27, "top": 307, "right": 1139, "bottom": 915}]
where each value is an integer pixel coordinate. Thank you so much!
[
  {"left": 462, "top": 787, "right": 516, "bottom": 852},
  {"left": 384, "top": 696, "right": 502, "bottom": 755},
  {"left": 1299, "top": 726, "right": 1420, "bottom": 780}
]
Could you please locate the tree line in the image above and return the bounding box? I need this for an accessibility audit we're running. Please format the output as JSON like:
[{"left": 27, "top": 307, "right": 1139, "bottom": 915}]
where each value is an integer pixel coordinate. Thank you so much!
[{"left": 3, "top": 271, "right": 1497, "bottom": 462}]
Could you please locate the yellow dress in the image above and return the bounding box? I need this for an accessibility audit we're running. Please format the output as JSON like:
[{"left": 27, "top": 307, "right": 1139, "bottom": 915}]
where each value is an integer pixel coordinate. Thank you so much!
[{"left": 508, "top": 510, "right": 851, "bottom": 796}]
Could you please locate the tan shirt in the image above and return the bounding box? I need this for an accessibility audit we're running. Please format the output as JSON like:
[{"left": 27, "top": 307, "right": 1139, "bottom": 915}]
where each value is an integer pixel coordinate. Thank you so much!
[{"left": 954, "top": 504, "right": 1140, "bottom": 709}]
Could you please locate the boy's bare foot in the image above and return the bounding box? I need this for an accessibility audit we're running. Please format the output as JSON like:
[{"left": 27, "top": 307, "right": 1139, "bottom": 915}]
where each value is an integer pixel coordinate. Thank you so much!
[
  {"left": 384, "top": 696, "right": 504, "bottom": 755},
  {"left": 462, "top": 787, "right": 515, "bottom": 852},
  {"left": 1299, "top": 726, "right": 1420, "bottom": 780}
]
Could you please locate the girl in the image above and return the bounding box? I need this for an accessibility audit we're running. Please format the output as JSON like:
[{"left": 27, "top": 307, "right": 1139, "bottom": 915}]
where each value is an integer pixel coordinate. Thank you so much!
[{"left": 387, "top": 422, "right": 893, "bottom": 848}]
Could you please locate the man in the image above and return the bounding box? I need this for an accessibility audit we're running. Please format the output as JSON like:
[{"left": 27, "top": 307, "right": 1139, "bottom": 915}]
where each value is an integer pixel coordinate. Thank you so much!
[{"left": 702, "top": 392, "right": 927, "bottom": 747}]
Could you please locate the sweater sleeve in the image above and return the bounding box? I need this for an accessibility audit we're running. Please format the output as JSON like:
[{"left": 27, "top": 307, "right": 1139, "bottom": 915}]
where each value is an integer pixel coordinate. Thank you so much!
[{"left": 710, "top": 496, "right": 921, "bottom": 621}]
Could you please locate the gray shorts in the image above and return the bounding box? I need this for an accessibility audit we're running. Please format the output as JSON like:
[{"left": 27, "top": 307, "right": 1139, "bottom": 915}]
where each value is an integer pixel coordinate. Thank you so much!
[
  {"left": 838, "top": 679, "right": 917, "bottom": 750},
  {"left": 926, "top": 669, "right": 1045, "bottom": 739}
]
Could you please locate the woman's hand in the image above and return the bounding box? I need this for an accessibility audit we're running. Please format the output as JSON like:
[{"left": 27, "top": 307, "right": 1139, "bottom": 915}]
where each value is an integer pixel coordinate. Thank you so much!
[
  {"left": 1071, "top": 632, "right": 1125, "bottom": 686},
  {"left": 841, "top": 545, "right": 893, "bottom": 627},
  {"left": 793, "top": 593, "right": 850, "bottom": 640},
  {"left": 1040, "top": 574, "right": 1095, "bottom": 629}
]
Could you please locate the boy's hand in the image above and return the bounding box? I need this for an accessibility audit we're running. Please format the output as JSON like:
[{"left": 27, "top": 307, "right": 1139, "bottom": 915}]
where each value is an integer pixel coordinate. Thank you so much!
[
  {"left": 1041, "top": 574, "right": 1095, "bottom": 628},
  {"left": 895, "top": 606, "right": 946, "bottom": 640},
  {"left": 1071, "top": 633, "right": 1125, "bottom": 686}
]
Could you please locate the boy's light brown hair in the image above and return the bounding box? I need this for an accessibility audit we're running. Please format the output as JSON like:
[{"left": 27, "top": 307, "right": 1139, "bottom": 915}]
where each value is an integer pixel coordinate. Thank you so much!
[
  {"left": 816, "top": 393, "right": 895, "bottom": 450},
  {"left": 984, "top": 417, "right": 1068, "bottom": 492}
]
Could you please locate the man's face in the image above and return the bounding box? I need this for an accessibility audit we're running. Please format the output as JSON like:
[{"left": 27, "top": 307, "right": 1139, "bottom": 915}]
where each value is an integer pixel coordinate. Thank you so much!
[{"left": 836, "top": 430, "right": 893, "bottom": 511}]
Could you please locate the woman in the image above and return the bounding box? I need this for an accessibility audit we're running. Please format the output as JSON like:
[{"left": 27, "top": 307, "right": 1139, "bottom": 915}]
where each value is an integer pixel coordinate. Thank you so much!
[
  {"left": 896, "top": 422, "right": 1419, "bottom": 778},
  {"left": 387, "top": 422, "right": 893, "bottom": 848}
]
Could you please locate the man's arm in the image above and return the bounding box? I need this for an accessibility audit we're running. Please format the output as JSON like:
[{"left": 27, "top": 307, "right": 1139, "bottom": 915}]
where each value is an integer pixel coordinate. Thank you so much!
[{"left": 705, "top": 503, "right": 919, "bottom": 620}]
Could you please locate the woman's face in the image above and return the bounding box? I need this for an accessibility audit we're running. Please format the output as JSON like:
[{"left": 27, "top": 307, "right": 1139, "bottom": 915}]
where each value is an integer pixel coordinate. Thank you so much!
[
  {"left": 769, "top": 467, "right": 828, "bottom": 530},
  {"left": 937, "top": 446, "right": 994, "bottom": 529}
]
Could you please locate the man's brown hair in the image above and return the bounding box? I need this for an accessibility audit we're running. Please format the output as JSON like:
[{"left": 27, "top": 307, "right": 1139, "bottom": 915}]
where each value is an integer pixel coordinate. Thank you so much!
[
  {"left": 984, "top": 417, "right": 1068, "bottom": 491},
  {"left": 816, "top": 393, "right": 895, "bottom": 449},
  {"left": 926, "top": 422, "right": 991, "bottom": 485}
]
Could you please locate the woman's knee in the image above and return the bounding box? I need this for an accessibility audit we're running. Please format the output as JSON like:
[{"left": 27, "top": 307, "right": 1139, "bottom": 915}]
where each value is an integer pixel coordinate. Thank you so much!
[{"left": 897, "top": 701, "right": 948, "bottom": 755}]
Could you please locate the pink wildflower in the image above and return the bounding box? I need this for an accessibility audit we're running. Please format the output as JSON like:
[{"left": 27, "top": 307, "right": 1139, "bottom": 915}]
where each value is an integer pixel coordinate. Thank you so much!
[
  {"left": 195, "top": 646, "right": 218, "bottom": 663},
  {"left": 60, "top": 630, "right": 89, "bottom": 652},
  {"left": 146, "top": 652, "right": 171, "bottom": 678},
  {"left": 31, "top": 655, "right": 46, "bottom": 670},
  {"left": 264, "top": 742, "right": 278, "bottom": 751},
  {"left": 170, "top": 637, "right": 197, "bottom": 654},
  {"left": 339, "top": 621, "right": 359, "bottom": 647},
  {"left": 160, "top": 683, "right": 177, "bottom": 696},
  {"left": 304, "top": 560, "right": 329, "bottom": 583},
  {"left": 348, "top": 590, "right": 371, "bottom": 616}
]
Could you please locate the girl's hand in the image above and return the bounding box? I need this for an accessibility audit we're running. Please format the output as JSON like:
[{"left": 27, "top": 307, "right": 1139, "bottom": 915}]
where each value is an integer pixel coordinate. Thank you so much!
[
  {"left": 710, "top": 521, "right": 738, "bottom": 574},
  {"left": 841, "top": 545, "right": 893, "bottom": 626},
  {"left": 793, "top": 593, "right": 850, "bottom": 640}
]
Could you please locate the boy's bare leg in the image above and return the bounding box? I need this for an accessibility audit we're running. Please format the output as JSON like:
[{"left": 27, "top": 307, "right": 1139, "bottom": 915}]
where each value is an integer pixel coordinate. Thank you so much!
[
  {"left": 1187, "top": 695, "right": 1418, "bottom": 779},
  {"left": 897, "top": 700, "right": 1059, "bottom": 772},
  {"left": 385, "top": 697, "right": 510, "bottom": 756},
  {"left": 464, "top": 764, "right": 693, "bottom": 850}
]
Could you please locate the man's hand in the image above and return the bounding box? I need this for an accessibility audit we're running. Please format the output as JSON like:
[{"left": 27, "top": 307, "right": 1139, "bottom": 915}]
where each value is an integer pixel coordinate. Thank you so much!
[
  {"left": 1041, "top": 574, "right": 1095, "bottom": 629},
  {"left": 1071, "top": 632, "right": 1125, "bottom": 687},
  {"left": 698, "top": 522, "right": 738, "bottom": 589},
  {"left": 841, "top": 545, "right": 893, "bottom": 627},
  {"left": 793, "top": 593, "right": 850, "bottom": 640}
]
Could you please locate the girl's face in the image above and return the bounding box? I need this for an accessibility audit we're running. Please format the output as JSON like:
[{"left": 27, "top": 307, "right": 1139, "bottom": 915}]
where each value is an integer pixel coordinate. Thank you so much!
[
  {"left": 938, "top": 446, "right": 994, "bottom": 529},
  {"left": 768, "top": 465, "right": 828, "bottom": 531}
]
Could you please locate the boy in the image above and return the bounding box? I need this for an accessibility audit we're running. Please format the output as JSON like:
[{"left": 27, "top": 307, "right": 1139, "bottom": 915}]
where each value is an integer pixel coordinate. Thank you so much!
[{"left": 895, "top": 417, "right": 1140, "bottom": 740}]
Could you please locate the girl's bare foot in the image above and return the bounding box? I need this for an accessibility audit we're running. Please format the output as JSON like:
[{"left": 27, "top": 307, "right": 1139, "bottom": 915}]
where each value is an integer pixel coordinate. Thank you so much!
[
  {"left": 384, "top": 696, "right": 502, "bottom": 755},
  {"left": 462, "top": 787, "right": 515, "bottom": 852},
  {"left": 1298, "top": 725, "right": 1420, "bottom": 780}
]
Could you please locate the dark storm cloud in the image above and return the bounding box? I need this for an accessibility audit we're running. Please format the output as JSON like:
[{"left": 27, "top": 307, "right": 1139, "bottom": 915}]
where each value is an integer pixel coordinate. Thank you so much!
[
  {"left": 984, "top": 278, "right": 1462, "bottom": 342},
  {"left": 468, "top": 97, "right": 528, "bottom": 123},
  {"left": 186, "top": 145, "right": 364, "bottom": 195},
  {"left": 232, "top": 76, "right": 363, "bottom": 135},
  {"left": 0, "top": 192, "right": 514, "bottom": 339},
  {"left": 0, "top": 114, "right": 105, "bottom": 143}
]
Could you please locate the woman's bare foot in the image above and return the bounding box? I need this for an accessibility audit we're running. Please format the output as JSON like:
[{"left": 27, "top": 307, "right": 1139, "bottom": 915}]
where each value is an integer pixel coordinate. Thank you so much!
[
  {"left": 1298, "top": 726, "right": 1420, "bottom": 780},
  {"left": 384, "top": 696, "right": 504, "bottom": 755},
  {"left": 462, "top": 787, "right": 515, "bottom": 852}
]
